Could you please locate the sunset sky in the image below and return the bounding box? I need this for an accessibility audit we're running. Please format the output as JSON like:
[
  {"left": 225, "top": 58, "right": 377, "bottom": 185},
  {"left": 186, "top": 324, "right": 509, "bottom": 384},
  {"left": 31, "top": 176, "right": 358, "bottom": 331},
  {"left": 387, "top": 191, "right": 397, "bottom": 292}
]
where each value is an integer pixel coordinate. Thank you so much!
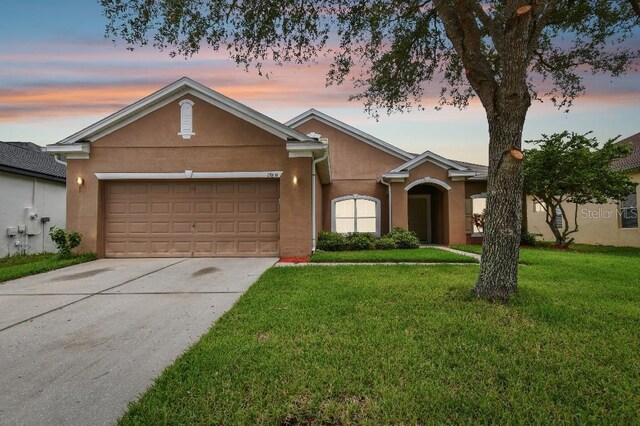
[{"left": 1, "top": 1, "right": 639, "bottom": 165}]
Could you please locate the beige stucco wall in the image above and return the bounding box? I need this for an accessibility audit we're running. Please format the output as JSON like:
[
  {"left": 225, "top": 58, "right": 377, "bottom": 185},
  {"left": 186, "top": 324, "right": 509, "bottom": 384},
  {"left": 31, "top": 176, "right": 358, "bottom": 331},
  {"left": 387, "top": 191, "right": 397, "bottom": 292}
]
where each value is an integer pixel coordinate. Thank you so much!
[
  {"left": 66, "top": 95, "right": 312, "bottom": 257},
  {"left": 527, "top": 171, "right": 639, "bottom": 247}
]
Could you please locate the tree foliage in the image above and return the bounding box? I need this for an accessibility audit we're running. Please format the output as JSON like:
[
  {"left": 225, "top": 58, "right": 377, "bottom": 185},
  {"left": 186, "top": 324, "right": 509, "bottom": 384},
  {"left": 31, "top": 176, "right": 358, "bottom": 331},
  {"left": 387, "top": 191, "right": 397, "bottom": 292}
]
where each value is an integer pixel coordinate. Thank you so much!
[
  {"left": 101, "top": 1, "right": 638, "bottom": 114},
  {"left": 524, "top": 131, "right": 636, "bottom": 246},
  {"left": 100, "top": 0, "right": 639, "bottom": 301}
]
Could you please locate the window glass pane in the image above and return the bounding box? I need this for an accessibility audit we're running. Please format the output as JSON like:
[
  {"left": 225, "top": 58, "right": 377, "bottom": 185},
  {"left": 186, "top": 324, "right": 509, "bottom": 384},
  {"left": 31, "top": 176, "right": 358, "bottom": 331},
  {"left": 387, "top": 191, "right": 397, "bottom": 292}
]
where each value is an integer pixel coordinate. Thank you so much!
[
  {"left": 335, "top": 200, "right": 355, "bottom": 219},
  {"left": 621, "top": 192, "right": 638, "bottom": 228},
  {"left": 356, "top": 218, "right": 376, "bottom": 233},
  {"left": 472, "top": 198, "right": 486, "bottom": 215},
  {"left": 336, "top": 218, "right": 356, "bottom": 233},
  {"left": 622, "top": 193, "right": 637, "bottom": 209},
  {"left": 356, "top": 199, "right": 376, "bottom": 217}
]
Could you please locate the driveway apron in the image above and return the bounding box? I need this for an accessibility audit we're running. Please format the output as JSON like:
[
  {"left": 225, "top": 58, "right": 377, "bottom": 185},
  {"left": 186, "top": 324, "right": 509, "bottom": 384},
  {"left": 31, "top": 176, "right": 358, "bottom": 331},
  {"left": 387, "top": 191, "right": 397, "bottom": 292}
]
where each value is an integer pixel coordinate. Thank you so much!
[{"left": 0, "top": 257, "right": 276, "bottom": 426}]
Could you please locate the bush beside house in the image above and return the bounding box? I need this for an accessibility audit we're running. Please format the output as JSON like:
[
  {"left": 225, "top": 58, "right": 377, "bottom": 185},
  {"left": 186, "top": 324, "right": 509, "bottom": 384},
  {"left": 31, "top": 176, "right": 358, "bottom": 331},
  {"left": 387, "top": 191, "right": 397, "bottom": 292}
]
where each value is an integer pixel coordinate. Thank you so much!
[{"left": 317, "top": 228, "right": 420, "bottom": 252}]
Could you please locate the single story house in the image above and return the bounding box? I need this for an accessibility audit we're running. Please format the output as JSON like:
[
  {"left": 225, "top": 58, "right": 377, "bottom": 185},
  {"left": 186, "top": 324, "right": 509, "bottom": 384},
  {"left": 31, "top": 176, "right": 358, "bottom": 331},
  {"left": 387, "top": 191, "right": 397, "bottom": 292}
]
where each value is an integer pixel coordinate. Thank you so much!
[
  {"left": 0, "top": 142, "right": 67, "bottom": 257},
  {"left": 527, "top": 132, "right": 639, "bottom": 247},
  {"left": 45, "top": 77, "right": 487, "bottom": 258}
]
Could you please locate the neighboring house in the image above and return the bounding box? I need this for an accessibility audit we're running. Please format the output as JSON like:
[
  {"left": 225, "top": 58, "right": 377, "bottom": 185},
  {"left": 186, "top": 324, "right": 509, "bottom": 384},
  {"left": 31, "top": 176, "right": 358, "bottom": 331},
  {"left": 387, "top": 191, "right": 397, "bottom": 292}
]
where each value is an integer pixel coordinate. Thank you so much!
[
  {"left": 527, "top": 132, "right": 640, "bottom": 247},
  {"left": 0, "top": 142, "right": 66, "bottom": 257},
  {"left": 44, "top": 77, "right": 487, "bottom": 258}
]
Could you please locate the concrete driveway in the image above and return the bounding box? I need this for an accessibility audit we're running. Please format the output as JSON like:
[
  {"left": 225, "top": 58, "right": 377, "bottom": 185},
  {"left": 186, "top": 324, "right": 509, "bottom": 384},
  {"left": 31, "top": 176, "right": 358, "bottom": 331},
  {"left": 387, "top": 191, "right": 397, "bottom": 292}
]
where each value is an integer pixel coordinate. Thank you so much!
[{"left": 0, "top": 257, "right": 276, "bottom": 425}]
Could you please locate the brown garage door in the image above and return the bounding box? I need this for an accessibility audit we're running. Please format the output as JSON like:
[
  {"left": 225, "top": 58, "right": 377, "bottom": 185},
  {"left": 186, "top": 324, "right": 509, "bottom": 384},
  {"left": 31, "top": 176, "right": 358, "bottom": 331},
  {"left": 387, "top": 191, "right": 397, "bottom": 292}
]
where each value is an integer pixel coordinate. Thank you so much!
[{"left": 104, "top": 181, "right": 279, "bottom": 257}]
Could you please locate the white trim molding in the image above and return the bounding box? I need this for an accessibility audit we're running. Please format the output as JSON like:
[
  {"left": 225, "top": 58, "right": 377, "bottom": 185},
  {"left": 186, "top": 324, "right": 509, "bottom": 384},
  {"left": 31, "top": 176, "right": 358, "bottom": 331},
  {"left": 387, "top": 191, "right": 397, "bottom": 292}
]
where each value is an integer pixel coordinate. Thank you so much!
[
  {"left": 94, "top": 171, "right": 283, "bottom": 180},
  {"left": 286, "top": 141, "right": 328, "bottom": 158},
  {"left": 331, "top": 194, "right": 382, "bottom": 236},
  {"left": 42, "top": 143, "right": 90, "bottom": 159},
  {"left": 405, "top": 177, "right": 452, "bottom": 191}
]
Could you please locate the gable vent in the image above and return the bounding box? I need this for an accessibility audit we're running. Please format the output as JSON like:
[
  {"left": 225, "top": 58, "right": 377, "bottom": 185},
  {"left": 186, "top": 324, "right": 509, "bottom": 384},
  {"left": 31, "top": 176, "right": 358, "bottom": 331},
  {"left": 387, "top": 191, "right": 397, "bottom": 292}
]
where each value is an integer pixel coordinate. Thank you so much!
[{"left": 178, "top": 99, "right": 195, "bottom": 139}]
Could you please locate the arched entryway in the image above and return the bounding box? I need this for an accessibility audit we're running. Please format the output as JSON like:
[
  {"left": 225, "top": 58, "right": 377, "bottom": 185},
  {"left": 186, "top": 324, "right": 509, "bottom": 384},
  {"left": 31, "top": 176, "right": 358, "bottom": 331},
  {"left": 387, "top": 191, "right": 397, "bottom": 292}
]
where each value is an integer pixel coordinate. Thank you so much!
[{"left": 406, "top": 178, "right": 449, "bottom": 244}]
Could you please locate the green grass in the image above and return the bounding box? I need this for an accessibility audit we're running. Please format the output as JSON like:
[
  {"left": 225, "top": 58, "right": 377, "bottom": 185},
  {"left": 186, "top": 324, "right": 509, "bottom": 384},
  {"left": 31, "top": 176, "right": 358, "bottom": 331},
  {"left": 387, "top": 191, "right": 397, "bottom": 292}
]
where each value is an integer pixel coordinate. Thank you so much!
[
  {"left": 452, "top": 243, "right": 640, "bottom": 260},
  {"left": 310, "top": 248, "right": 478, "bottom": 263},
  {"left": 121, "top": 246, "right": 640, "bottom": 424},
  {"left": 0, "top": 252, "right": 96, "bottom": 283}
]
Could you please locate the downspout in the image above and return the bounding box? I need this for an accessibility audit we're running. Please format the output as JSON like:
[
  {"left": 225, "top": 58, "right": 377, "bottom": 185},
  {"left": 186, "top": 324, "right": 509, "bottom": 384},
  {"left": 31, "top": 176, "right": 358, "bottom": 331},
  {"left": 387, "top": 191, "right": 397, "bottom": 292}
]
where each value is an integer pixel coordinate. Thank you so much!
[
  {"left": 380, "top": 178, "right": 392, "bottom": 233},
  {"left": 311, "top": 148, "right": 329, "bottom": 252},
  {"left": 53, "top": 154, "right": 67, "bottom": 166}
]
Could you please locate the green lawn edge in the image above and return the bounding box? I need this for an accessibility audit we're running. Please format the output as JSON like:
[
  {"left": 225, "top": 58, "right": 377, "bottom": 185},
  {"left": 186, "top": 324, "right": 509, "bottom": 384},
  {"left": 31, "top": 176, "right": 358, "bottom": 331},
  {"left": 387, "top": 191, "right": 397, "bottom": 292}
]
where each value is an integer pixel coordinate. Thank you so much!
[
  {"left": 0, "top": 252, "right": 97, "bottom": 283},
  {"left": 310, "top": 248, "right": 478, "bottom": 263}
]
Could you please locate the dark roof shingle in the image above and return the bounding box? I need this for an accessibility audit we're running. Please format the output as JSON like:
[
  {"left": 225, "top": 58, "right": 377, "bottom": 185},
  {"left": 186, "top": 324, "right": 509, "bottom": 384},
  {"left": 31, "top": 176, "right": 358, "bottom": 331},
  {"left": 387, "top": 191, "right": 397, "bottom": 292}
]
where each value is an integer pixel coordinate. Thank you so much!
[
  {"left": 0, "top": 142, "right": 66, "bottom": 182},
  {"left": 611, "top": 132, "right": 640, "bottom": 172}
]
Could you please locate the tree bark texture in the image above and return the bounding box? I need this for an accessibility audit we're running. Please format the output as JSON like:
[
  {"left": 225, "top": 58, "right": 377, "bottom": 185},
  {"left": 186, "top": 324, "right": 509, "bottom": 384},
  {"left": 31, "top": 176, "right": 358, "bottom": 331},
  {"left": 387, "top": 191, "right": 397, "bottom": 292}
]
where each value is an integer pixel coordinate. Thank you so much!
[{"left": 473, "top": 91, "right": 529, "bottom": 300}]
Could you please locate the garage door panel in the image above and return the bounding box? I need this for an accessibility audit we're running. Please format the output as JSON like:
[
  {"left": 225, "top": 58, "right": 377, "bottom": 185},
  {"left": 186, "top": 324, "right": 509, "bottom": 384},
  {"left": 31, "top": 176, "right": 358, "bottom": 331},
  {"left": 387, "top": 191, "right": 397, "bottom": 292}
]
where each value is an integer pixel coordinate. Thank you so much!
[
  {"left": 260, "top": 201, "right": 278, "bottom": 213},
  {"left": 260, "top": 221, "right": 279, "bottom": 234},
  {"left": 216, "top": 221, "right": 235, "bottom": 233},
  {"left": 172, "top": 222, "right": 192, "bottom": 233},
  {"left": 260, "top": 241, "right": 279, "bottom": 254},
  {"left": 173, "top": 202, "right": 192, "bottom": 214},
  {"left": 104, "top": 181, "right": 279, "bottom": 257}
]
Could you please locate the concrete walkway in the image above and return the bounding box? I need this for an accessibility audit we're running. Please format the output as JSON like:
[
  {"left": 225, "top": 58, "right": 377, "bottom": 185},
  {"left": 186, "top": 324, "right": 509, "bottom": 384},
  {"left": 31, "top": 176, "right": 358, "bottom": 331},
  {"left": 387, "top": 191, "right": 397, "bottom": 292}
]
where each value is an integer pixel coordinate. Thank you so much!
[
  {"left": 0, "top": 257, "right": 276, "bottom": 426},
  {"left": 429, "top": 245, "right": 482, "bottom": 261}
]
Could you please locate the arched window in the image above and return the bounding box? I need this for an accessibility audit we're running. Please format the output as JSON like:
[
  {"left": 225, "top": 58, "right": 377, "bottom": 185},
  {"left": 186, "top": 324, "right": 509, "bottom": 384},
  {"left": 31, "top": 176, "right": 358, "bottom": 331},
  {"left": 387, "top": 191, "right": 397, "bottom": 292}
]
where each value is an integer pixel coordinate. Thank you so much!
[
  {"left": 331, "top": 195, "right": 381, "bottom": 235},
  {"left": 178, "top": 99, "right": 195, "bottom": 139}
]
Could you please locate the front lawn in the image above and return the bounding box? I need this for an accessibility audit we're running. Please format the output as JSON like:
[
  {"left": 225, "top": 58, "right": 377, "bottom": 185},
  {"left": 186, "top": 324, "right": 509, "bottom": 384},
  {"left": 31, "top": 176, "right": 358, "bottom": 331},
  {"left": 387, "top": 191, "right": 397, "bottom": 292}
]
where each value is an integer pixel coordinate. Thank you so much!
[
  {"left": 0, "top": 253, "right": 96, "bottom": 283},
  {"left": 310, "top": 247, "right": 477, "bottom": 263},
  {"left": 121, "top": 246, "right": 640, "bottom": 424}
]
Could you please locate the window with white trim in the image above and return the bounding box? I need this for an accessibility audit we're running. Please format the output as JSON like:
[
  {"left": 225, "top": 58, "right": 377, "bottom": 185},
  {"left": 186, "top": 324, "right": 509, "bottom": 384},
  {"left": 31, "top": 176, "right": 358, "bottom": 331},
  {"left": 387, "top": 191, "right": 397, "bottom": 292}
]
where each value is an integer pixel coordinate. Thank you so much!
[
  {"left": 620, "top": 192, "right": 638, "bottom": 229},
  {"left": 332, "top": 195, "right": 380, "bottom": 235},
  {"left": 178, "top": 99, "right": 195, "bottom": 139}
]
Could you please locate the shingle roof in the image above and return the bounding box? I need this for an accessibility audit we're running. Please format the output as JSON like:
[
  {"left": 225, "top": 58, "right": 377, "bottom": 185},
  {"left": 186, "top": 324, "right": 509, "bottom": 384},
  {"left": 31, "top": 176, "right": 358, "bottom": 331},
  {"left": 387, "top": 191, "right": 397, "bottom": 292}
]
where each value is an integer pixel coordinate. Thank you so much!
[
  {"left": 0, "top": 142, "right": 66, "bottom": 182},
  {"left": 451, "top": 159, "right": 488, "bottom": 180},
  {"left": 611, "top": 132, "right": 640, "bottom": 171}
]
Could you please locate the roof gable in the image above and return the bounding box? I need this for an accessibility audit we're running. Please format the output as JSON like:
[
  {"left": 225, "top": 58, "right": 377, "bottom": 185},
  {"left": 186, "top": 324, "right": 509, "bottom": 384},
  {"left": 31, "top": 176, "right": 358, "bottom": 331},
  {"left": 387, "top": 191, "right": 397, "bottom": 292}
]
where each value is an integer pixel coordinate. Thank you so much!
[
  {"left": 389, "top": 150, "right": 469, "bottom": 173},
  {"left": 285, "top": 109, "right": 414, "bottom": 161},
  {"left": 54, "top": 77, "right": 312, "bottom": 145}
]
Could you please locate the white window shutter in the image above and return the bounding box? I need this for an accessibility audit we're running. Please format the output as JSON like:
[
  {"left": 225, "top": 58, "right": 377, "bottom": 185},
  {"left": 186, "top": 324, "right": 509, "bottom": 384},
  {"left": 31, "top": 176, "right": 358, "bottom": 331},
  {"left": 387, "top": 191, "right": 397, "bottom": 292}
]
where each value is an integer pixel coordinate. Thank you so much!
[{"left": 178, "top": 99, "right": 195, "bottom": 139}]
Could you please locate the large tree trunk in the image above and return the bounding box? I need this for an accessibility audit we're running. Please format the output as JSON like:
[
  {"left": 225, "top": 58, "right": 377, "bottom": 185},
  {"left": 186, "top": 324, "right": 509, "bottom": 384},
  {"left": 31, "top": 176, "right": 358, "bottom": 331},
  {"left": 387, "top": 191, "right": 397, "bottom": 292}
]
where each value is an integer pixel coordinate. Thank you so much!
[{"left": 473, "top": 97, "right": 528, "bottom": 301}]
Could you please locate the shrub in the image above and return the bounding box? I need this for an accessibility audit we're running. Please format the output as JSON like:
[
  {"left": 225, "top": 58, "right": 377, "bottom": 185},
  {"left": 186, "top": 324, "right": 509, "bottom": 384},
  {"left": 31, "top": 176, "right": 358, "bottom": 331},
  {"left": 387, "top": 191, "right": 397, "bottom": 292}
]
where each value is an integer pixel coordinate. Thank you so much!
[
  {"left": 316, "top": 231, "right": 347, "bottom": 251},
  {"left": 346, "top": 232, "right": 377, "bottom": 251},
  {"left": 49, "top": 226, "right": 82, "bottom": 258},
  {"left": 520, "top": 231, "right": 540, "bottom": 246},
  {"left": 375, "top": 236, "right": 397, "bottom": 250},
  {"left": 387, "top": 227, "right": 421, "bottom": 249}
]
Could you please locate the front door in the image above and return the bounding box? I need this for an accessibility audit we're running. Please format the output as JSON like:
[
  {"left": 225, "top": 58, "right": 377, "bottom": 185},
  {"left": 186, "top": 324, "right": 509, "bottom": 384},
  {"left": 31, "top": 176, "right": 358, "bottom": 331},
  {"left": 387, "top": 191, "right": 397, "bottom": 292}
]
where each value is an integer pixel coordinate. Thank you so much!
[{"left": 408, "top": 195, "right": 431, "bottom": 243}]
